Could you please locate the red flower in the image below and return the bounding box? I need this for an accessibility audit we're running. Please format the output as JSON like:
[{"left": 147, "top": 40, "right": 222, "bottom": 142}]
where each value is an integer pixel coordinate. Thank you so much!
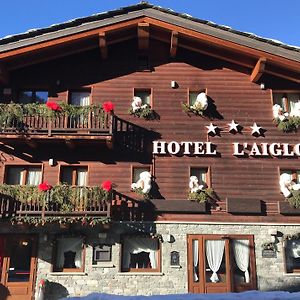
[
  {"left": 38, "top": 279, "right": 45, "bottom": 287},
  {"left": 38, "top": 181, "right": 52, "bottom": 192},
  {"left": 101, "top": 180, "right": 112, "bottom": 192},
  {"left": 46, "top": 101, "right": 62, "bottom": 111},
  {"left": 102, "top": 101, "right": 114, "bottom": 113}
]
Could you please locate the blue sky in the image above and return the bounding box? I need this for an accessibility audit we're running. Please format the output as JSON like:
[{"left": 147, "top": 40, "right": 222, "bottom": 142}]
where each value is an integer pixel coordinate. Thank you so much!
[{"left": 0, "top": 0, "right": 299, "bottom": 46}]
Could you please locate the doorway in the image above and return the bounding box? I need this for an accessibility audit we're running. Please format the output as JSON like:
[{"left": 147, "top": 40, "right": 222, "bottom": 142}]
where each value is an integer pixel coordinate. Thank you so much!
[
  {"left": 0, "top": 235, "right": 37, "bottom": 300},
  {"left": 187, "top": 234, "right": 257, "bottom": 293}
]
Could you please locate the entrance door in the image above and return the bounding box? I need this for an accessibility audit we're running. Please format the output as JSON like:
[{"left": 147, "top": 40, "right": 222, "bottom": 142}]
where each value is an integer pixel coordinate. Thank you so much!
[
  {"left": 187, "top": 235, "right": 257, "bottom": 293},
  {"left": 0, "top": 235, "right": 37, "bottom": 300}
]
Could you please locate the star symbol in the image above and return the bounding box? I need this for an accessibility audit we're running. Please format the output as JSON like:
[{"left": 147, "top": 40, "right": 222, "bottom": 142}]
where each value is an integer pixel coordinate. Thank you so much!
[
  {"left": 228, "top": 120, "right": 239, "bottom": 133},
  {"left": 250, "top": 123, "right": 262, "bottom": 136},
  {"left": 206, "top": 123, "right": 218, "bottom": 135}
]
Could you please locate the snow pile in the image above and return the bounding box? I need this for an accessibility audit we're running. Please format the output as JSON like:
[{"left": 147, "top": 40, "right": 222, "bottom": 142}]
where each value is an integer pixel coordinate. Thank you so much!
[{"left": 64, "top": 291, "right": 300, "bottom": 300}]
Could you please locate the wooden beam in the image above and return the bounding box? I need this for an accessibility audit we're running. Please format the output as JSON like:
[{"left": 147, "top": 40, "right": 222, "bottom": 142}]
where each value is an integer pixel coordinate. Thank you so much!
[
  {"left": 98, "top": 33, "right": 108, "bottom": 60},
  {"left": 0, "top": 63, "right": 9, "bottom": 84},
  {"left": 138, "top": 22, "right": 149, "bottom": 51},
  {"left": 170, "top": 31, "right": 178, "bottom": 58},
  {"left": 250, "top": 57, "right": 266, "bottom": 82}
]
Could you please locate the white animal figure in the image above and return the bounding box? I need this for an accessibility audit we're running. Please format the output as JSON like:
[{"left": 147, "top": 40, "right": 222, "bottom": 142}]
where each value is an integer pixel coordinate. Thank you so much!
[
  {"left": 189, "top": 176, "right": 204, "bottom": 193},
  {"left": 290, "top": 101, "right": 300, "bottom": 117},
  {"left": 131, "top": 96, "right": 142, "bottom": 112},
  {"left": 192, "top": 92, "right": 208, "bottom": 111},
  {"left": 279, "top": 173, "right": 300, "bottom": 198},
  {"left": 272, "top": 104, "right": 283, "bottom": 118},
  {"left": 131, "top": 171, "right": 152, "bottom": 194}
]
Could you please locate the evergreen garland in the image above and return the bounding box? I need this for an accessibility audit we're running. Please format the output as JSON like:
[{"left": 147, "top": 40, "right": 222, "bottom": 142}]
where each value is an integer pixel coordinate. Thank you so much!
[
  {"left": 129, "top": 104, "right": 156, "bottom": 120},
  {"left": 274, "top": 116, "right": 300, "bottom": 132},
  {"left": 181, "top": 102, "right": 206, "bottom": 116},
  {"left": 188, "top": 188, "right": 215, "bottom": 203},
  {"left": 286, "top": 190, "right": 300, "bottom": 208}
]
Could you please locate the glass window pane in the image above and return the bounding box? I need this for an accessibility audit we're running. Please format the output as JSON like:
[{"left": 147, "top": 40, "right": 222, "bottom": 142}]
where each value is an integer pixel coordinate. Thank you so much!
[
  {"left": 189, "top": 92, "right": 198, "bottom": 106},
  {"left": 35, "top": 91, "right": 48, "bottom": 103},
  {"left": 76, "top": 168, "right": 88, "bottom": 186},
  {"left": 6, "top": 167, "right": 24, "bottom": 185},
  {"left": 205, "top": 239, "right": 226, "bottom": 283},
  {"left": 26, "top": 168, "right": 42, "bottom": 185},
  {"left": 19, "top": 91, "right": 33, "bottom": 104},
  {"left": 191, "top": 168, "right": 207, "bottom": 185},
  {"left": 134, "top": 91, "right": 150, "bottom": 105},
  {"left": 70, "top": 92, "right": 90, "bottom": 106},
  {"left": 286, "top": 239, "right": 300, "bottom": 273},
  {"left": 60, "top": 168, "right": 73, "bottom": 185},
  {"left": 133, "top": 167, "right": 150, "bottom": 183},
  {"left": 289, "top": 93, "right": 300, "bottom": 115}
]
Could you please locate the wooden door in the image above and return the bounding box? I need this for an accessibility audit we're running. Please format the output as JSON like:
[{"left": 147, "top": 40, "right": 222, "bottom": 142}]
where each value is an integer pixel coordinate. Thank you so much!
[
  {"left": 0, "top": 235, "right": 37, "bottom": 300},
  {"left": 187, "top": 234, "right": 257, "bottom": 294}
]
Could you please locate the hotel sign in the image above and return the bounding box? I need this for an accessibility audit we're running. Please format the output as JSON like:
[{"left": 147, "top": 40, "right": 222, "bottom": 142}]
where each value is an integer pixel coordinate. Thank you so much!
[{"left": 153, "top": 141, "right": 300, "bottom": 158}]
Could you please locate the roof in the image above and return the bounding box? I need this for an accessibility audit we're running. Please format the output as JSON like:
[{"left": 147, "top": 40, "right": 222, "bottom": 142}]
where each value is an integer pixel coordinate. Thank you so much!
[{"left": 0, "top": 2, "right": 299, "bottom": 63}]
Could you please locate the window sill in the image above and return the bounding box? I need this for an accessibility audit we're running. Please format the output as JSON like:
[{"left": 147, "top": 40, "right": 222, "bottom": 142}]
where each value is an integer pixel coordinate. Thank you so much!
[
  {"left": 49, "top": 272, "right": 87, "bottom": 276},
  {"left": 283, "top": 273, "right": 300, "bottom": 277},
  {"left": 92, "top": 264, "right": 115, "bottom": 268},
  {"left": 170, "top": 265, "right": 181, "bottom": 269},
  {"left": 118, "top": 272, "right": 164, "bottom": 276}
]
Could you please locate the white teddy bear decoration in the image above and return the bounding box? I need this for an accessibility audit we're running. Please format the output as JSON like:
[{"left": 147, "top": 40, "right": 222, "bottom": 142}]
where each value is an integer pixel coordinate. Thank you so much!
[
  {"left": 131, "top": 171, "right": 152, "bottom": 194},
  {"left": 279, "top": 173, "right": 300, "bottom": 198},
  {"left": 290, "top": 101, "right": 300, "bottom": 117},
  {"left": 272, "top": 104, "right": 289, "bottom": 121},
  {"left": 191, "top": 92, "right": 208, "bottom": 111},
  {"left": 189, "top": 176, "right": 204, "bottom": 193}
]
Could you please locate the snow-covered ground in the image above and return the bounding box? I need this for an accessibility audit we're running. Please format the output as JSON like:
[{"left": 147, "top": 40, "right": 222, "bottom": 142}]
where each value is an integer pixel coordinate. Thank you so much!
[{"left": 64, "top": 291, "right": 300, "bottom": 300}]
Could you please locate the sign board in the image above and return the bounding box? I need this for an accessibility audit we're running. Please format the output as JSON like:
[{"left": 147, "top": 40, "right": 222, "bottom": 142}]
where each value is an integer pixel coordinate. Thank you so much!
[{"left": 262, "top": 249, "right": 277, "bottom": 258}]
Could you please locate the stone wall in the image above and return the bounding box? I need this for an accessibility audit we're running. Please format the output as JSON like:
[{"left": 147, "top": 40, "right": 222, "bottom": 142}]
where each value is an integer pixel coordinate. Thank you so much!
[{"left": 33, "top": 222, "right": 300, "bottom": 299}]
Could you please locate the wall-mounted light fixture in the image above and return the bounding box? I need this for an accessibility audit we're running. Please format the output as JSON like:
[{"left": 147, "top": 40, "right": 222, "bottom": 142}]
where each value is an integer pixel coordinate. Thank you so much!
[
  {"left": 260, "top": 83, "right": 265, "bottom": 90},
  {"left": 171, "top": 81, "right": 177, "bottom": 89},
  {"left": 48, "top": 158, "right": 55, "bottom": 166}
]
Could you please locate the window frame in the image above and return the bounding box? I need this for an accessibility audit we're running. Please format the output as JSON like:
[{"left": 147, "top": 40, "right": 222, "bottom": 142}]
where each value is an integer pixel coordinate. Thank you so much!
[
  {"left": 52, "top": 235, "right": 86, "bottom": 273},
  {"left": 189, "top": 166, "right": 211, "bottom": 188},
  {"left": 59, "top": 165, "right": 89, "bottom": 186},
  {"left": 187, "top": 88, "right": 207, "bottom": 106},
  {"left": 271, "top": 90, "right": 300, "bottom": 113},
  {"left": 133, "top": 88, "right": 153, "bottom": 107},
  {"left": 92, "top": 244, "right": 112, "bottom": 264},
  {"left": 131, "top": 165, "right": 152, "bottom": 184},
  {"left": 4, "top": 164, "right": 43, "bottom": 185},
  {"left": 18, "top": 90, "right": 49, "bottom": 104},
  {"left": 121, "top": 235, "right": 161, "bottom": 273},
  {"left": 68, "top": 88, "right": 92, "bottom": 106}
]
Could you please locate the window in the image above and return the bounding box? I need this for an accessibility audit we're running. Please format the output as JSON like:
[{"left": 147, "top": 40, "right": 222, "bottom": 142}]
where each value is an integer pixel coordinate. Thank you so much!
[
  {"left": 60, "top": 167, "right": 88, "bottom": 186},
  {"left": 53, "top": 236, "right": 85, "bottom": 272},
  {"left": 132, "top": 166, "right": 151, "bottom": 184},
  {"left": 134, "top": 89, "right": 151, "bottom": 106},
  {"left": 273, "top": 92, "right": 300, "bottom": 115},
  {"left": 188, "top": 89, "right": 206, "bottom": 106},
  {"left": 280, "top": 170, "right": 300, "bottom": 183},
  {"left": 284, "top": 239, "right": 300, "bottom": 273},
  {"left": 121, "top": 236, "right": 160, "bottom": 272},
  {"left": 69, "top": 91, "right": 90, "bottom": 106},
  {"left": 19, "top": 90, "right": 48, "bottom": 104},
  {"left": 190, "top": 167, "right": 209, "bottom": 187},
  {"left": 92, "top": 245, "right": 112, "bottom": 264},
  {"left": 5, "top": 166, "right": 42, "bottom": 185}
]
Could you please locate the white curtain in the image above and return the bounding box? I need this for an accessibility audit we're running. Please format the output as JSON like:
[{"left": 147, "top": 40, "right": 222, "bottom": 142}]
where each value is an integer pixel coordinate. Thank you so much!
[
  {"left": 205, "top": 240, "right": 225, "bottom": 283},
  {"left": 193, "top": 239, "right": 199, "bottom": 282},
  {"left": 76, "top": 169, "right": 87, "bottom": 186},
  {"left": 123, "top": 237, "right": 158, "bottom": 269},
  {"left": 26, "top": 168, "right": 42, "bottom": 185},
  {"left": 290, "top": 240, "right": 300, "bottom": 258},
  {"left": 288, "top": 93, "right": 299, "bottom": 115},
  {"left": 56, "top": 237, "right": 84, "bottom": 269},
  {"left": 71, "top": 92, "right": 90, "bottom": 106},
  {"left": 233, "top": 239, "right": 250, "bottom": 283}
]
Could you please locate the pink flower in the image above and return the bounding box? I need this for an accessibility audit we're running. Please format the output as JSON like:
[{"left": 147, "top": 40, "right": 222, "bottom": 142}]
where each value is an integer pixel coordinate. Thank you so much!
[
  {"left": 102, "top": 101, "right": 114, "bottom": 113},
  {"left": 101, "top": 180, "right": 112, "bottom": 192},
  {"left": 38, "top": 181, "right": 52, "bottom": 192},
  {"left": 46, "top": 101, "right": 62, "bottom": 111}
]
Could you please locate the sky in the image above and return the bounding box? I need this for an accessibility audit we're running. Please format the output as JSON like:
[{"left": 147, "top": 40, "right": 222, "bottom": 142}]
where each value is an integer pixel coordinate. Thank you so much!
[{"left": 0, "top": 0, "right": 299, "bottom": 47}]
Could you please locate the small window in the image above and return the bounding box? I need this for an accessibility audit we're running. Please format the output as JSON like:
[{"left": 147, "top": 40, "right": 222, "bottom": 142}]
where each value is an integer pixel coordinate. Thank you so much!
[
  {"left": 53, "top": 237, "right": 85, "bottom": 273},
  {"left": 273, "top": 92, "right": 300, "bottom": 115},
  {"left": 121, "top": 236, "right": 160, "bottom": 272},
  {"left": 190, "top": 167, "right": 208, "bottom": 186},
  {"left": 188, "top": 90, "right": 206, "bottom": 106},
  {"left": 5, "top": 166, "right": 42, "bottom": 185},
  {"left": 19, "top": 90, "right": 48, "bottom": 104},
  {"left": 284, "top": 239, "right": 300, "bottom": 273},
  {"left": 134, "top": 89, "right": 151, "bottom": 106},
  {"left": 93, "top": 245, "right": 112, "bottom": 264},
  {"left": 280, "top": 170, "right": 300, "bottom": 184},
  {"left": 132, "top": 166, "right": 151, "bottom": 184},
  {"left": 69, "top": 91, "right": 90, "bottom": 106},
  {"left": 60, "top": 167, "right": 88, "bottom": 186}
]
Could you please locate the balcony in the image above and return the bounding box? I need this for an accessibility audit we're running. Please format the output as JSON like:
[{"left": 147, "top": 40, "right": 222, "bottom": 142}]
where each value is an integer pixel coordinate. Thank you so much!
[
  {"left": 0, "top": 185, "right": 111, "bottom": 224},
  {"left": 0, "top": 103, "right": 113, "bottom": 144}
]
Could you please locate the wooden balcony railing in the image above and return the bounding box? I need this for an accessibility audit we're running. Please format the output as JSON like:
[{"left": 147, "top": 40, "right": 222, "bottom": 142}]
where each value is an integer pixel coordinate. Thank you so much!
[
  {"left": 0, "top": 105, "right": 112, "bottom": 138},
  {"left": 0, "top": 185, "right": 111, "bottom": 219}
]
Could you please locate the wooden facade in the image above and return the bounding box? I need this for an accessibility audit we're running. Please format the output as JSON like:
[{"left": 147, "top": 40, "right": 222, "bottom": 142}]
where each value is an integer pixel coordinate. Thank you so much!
[{"left": 0, "top": 3, "right": 300, "bottom": 298}]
